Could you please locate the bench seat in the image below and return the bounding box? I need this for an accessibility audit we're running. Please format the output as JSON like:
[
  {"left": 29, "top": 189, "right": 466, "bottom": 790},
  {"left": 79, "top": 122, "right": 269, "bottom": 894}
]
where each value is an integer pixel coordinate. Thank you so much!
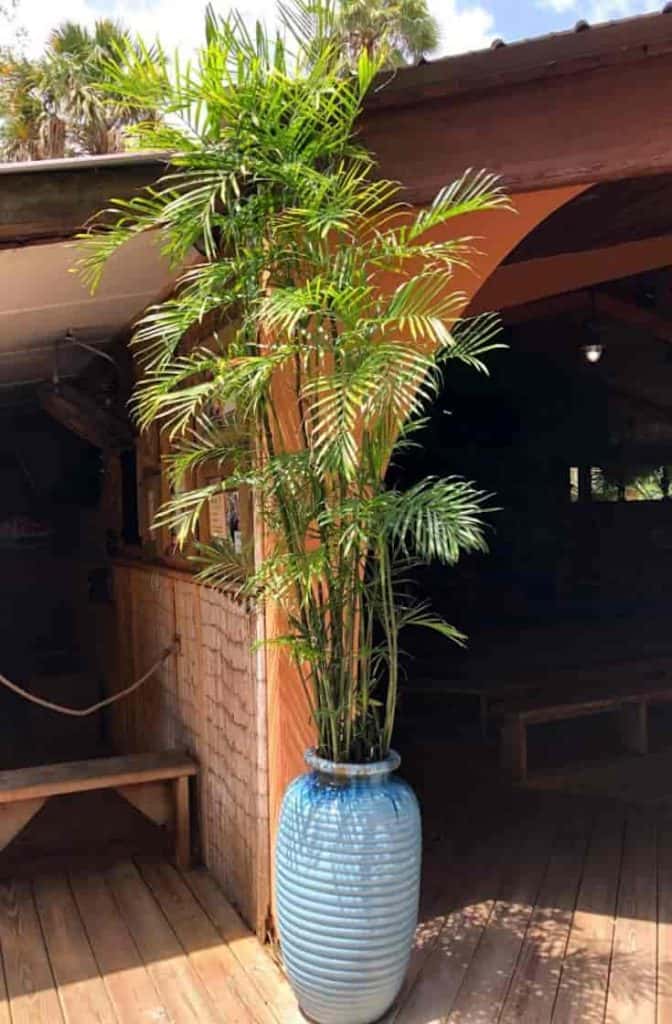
[
  {"left": 0, "top": 751, "right": 198, "bottom": 868},
  {"left": 501, "top": 683, "right": 672, "bottom": 783}
]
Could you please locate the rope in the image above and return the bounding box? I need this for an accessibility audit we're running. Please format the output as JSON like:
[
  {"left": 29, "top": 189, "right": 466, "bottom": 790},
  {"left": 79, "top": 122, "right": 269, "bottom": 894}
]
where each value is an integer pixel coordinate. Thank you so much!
[{"left": 0, "top": 640, "right": 179, "bottom": 718}]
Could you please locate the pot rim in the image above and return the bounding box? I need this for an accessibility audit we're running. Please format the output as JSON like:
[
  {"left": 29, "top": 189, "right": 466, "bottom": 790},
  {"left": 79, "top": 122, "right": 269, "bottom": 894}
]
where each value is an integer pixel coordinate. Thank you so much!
[{"left": 304, "top": 748, "right": 401, "bottom": 778}]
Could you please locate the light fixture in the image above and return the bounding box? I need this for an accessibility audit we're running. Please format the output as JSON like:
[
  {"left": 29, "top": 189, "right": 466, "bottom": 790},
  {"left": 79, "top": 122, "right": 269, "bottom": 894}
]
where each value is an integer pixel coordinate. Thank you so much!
[
  {"left": 581, "top": 291, "right": 605, "bottom": 364},
  {"left": 583, "top": 342, "right": 604, "bottom": 364}
]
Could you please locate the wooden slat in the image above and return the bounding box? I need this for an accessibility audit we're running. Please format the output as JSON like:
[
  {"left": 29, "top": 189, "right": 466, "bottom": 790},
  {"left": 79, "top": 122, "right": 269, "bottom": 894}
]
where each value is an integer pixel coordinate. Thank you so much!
[
  {"left": 499, "top": 811, "right": 591, "bottom": 1023},
  {"left": 395, "top": 802, "right": 548, "bottom": 1024},
  {"left": 605, "top": 809, "right": 658, "bottom": 1024},
  {"left": 553, "top": 807, "right": 624, "bottom": 1024},
  {"left": 389, "top": 835, "right": 475, "bottom": 1014},
  {"left": 656, "top": 822, "right": 672, "bottom": 1023},
  {"left": 70, "top": 870, "right": 172, "bottom": 1024},
  {"left": 514, "top": 697, "right": 637, "bottom": 726},
  {"left": 391, "top": 827, "right": 515, "bottom": 1023},
  {"left": 105, "top": 860, "right": 221, "bottom": 1024},
  {"left": 32, "top": 875, "right": 118, "bottom": 1024},
  {"left": 111, "top": 561, "right": 269, "bottom": 938},
  {"left": 137, "top": 859, "right": 273, "bottom": 1024},
  {"left": 0, "top": 879, "right": 65, "bottom": 1024},
  {"left": 0, "top": 918, "right": 12, "bottom": 1024},
  {"left": 0, "top": 751, "right": 197, "bottom": 804},
  {"left": 182, "top": 868, "right": 302, "bottom": 1023},
  {"left": 445, "top": 813, "right": 556, "bottom": 1022}
]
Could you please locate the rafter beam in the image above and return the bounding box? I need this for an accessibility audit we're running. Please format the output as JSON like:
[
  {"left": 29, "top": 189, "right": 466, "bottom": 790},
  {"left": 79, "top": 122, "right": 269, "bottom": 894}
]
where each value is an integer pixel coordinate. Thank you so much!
[{"left": 595, "top": 294, "right": 672, "bottom": 344}]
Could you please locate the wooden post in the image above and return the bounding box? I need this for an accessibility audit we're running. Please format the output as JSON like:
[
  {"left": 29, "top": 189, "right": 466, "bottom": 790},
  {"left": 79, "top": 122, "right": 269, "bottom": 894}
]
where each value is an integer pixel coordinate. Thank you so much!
[
  {"left": 619, "top": 700, "right": 648, "bottom": 755},
  {"left": 173, "top": 776, "right": 191, "bottom": 870},
  {"left": 501, "top": 716, "right": 527, "bottom": 784}
]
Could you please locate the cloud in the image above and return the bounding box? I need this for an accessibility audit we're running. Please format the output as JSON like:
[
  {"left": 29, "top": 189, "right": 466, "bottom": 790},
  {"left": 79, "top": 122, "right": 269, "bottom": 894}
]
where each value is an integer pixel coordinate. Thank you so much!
[
  {"left": 20, "top": 0, "right": 496, "bottom": 59},
  {"left": 537, "top": 0, "right": 659, "bottom": 19},
  {"left": 428, "top": 0, "right": 496, "bottom": 56},
  {"left": 538, "top": 0, "right": 576, "bottom": 11}
]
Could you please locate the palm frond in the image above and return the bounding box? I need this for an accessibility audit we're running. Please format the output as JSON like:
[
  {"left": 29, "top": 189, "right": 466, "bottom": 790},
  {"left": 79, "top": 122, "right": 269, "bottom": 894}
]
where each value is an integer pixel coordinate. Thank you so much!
[{"left": 78, "top": 0, "right": 511, "bottom": 763}]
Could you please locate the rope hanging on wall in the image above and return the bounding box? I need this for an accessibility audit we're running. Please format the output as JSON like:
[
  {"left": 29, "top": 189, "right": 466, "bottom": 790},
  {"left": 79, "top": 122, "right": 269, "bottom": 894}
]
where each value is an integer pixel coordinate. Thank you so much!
[{"left": 0, "top": 639, "right": 179, "bottom": 717}]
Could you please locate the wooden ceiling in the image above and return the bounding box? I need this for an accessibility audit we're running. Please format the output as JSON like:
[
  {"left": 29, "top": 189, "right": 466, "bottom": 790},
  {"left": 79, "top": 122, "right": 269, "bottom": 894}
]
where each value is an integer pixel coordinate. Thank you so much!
[{"left": 506, "top": 175, "right": 672, "bottom": 264}]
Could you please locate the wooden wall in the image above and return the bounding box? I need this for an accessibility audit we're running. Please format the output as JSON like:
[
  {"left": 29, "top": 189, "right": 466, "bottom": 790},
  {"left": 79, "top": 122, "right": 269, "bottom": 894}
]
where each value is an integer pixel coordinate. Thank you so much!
[{"left": 107, "top": 560, "right": 270, "bottom": 938}]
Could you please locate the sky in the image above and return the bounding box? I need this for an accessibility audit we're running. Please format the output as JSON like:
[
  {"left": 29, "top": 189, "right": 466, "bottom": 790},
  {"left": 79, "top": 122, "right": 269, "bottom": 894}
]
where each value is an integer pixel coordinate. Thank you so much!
[{"left": 7, "top": 0, "right": 665, "bottom": 60}]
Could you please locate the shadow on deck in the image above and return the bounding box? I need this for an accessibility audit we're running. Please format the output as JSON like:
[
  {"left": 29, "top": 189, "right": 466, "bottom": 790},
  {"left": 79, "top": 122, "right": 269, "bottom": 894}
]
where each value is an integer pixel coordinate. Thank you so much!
[
  {"left": 393, "top": 780, "right": 670, "bottom": 1024},
  {"left": 3, "top": 751, "right": 670, "bottom": 1023},
  {"left": 0, "top": 856, "right": 302, "bottom": 1024}
]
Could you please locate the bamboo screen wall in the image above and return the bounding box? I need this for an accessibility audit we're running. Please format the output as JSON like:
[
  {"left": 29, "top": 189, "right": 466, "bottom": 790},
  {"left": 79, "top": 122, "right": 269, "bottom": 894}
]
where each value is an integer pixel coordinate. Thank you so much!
[{"left": 107, "top": 561, "right": 269, "bottom": 937}]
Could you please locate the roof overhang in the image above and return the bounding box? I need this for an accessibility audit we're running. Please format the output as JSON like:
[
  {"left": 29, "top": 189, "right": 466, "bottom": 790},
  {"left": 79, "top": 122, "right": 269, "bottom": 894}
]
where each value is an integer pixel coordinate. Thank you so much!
[
  {"left": 0, "top": 151, "right": 168, "bottom": 248},
  {"left": 0, "top": 154, "right": 179, "bottom": 394},
  {"left": 361, "top": 10, "right": 672, "bottom": 201}
]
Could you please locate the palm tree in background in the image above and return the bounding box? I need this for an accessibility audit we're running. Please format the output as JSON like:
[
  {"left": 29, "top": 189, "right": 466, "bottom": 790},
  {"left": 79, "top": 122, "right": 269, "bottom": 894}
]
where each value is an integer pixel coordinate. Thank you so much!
[
  {"left": 0, "top": 57, "right": 65, "bottom": 160},
  {"left": 336, "top": 0, "right": 439, "bottom": 67},
  {"left": 0, "top": 19, "right": 157, "bottom": 161},
  {"left": 42, "top": 20, "right": 155, "bottom": 155}
]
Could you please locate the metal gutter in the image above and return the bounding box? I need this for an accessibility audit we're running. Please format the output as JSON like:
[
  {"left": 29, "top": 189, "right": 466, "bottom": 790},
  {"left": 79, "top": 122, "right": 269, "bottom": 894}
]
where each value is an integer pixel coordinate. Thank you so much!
[{"left": 0, "top": 151, "right": 170, "bottom": 176}]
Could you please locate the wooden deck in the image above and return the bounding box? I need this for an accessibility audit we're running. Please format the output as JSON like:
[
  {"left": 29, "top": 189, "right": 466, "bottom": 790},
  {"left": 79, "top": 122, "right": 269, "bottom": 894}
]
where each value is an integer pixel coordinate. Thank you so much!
[
  {"left": 0, "top": 858, "right": 302, "bottom": 1024},
  {"left": 0, "top": 785, "right": 667, "bottom": 1023},
  {"left": 392, "top": 789, "right": 669, "bottom": 1023}
]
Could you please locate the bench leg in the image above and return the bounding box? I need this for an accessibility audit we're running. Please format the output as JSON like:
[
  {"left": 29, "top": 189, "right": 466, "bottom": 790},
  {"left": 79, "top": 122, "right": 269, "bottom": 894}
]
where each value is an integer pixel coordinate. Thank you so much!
[
  {"left": 619, "top": 701, "right": 648, "bottom": 755},
  {"left": 0, "top": 799, "right": 45, "bottom": 852},
  {"left": 173, "top": 776, "right": 191, "bottom": 870},
  {"left": 502, "top": 718, "right": 527, "bottom": 784}
]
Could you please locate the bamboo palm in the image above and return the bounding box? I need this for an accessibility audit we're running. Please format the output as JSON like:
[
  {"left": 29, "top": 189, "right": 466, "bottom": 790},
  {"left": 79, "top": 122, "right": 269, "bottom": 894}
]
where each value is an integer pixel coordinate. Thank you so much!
[{"left": 79, "top": 0, "right": 511, "bottom": 763}]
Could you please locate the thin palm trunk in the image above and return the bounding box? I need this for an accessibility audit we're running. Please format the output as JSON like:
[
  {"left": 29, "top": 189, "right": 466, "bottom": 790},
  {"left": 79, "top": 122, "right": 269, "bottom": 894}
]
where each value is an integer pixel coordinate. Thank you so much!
[{"left": 78, "top": 0, "right": 510, "bottom": 763}]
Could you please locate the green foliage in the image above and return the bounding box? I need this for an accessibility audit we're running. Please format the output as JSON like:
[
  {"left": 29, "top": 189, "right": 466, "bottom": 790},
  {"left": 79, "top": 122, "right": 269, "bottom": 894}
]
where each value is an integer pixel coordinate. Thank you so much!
[
  {"left": 335, "top": 0, "right": 439, "bottom": 66},
  {"left": 0, "top": 19, "right": 158, "bottom": 160},
  {"left": 79, "top": 0, "right": 510, "bottom": 763}
]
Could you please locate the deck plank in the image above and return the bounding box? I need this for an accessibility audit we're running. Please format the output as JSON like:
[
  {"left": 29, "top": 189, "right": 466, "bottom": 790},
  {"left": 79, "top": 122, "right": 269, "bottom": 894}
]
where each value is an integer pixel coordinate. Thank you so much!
[
  {"left": 70, "top": 869, "right": 174, "bottom": 1024},
  {"left": 445, "top": 812, "right": 557, "bottom": 1023},
  {"left": 552, "top": 806, "right": 624, "bottom": 1024},
  {"left": 499, "top": 811, "right": 591, "bottom": 1024},
  {"left": 182, "top": 867, "right": 302, "bottom": 1024},
  {"left": 0, "top": 910, "right": 12, "bottom": 1024},
  {"left": 137, "top": 858, "right": 273, "bottom": 1024},
  {"left": 393, "top": 809, "right": 534, "bottom": 1024},
  {"left": 656, "top": 822, "right": 672, "bottom": 1024},
  {"left": 605, "top": 809, "right": 658, "bottom": 1024},
  {"left": 0, "top": 878, "right": 65, "bottom": 1024},
  {"left": 33, "top": 875, "right": 118, "bottom": 1024},
  {"left": 105, "top": 860, "right": 221, "bottom": 1024}
]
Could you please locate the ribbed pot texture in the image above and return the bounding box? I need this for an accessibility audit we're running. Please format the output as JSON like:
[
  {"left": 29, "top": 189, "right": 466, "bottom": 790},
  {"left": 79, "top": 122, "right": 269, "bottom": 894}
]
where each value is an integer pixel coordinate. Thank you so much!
[{"left": 276, "top": 750, "right": 421, "bottom": 1024}]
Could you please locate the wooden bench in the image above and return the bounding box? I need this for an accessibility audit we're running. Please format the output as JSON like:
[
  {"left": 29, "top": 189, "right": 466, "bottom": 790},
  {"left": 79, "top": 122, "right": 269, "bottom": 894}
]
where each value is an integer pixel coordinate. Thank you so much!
[
  {"left": 501, "top": 684, "right": 672, "bottom": 784},
  {"left": 412, "top": 679, "right": 542, "bottom": 739},
  {"left": 0, "top": 750, "right": 198, "bottom": 868}
]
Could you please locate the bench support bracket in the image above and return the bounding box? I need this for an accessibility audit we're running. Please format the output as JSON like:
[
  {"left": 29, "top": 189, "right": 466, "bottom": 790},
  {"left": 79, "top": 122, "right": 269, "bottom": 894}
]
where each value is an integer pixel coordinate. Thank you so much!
[{"left": 0, "top": 798, "right": 46, "bottom": 853}]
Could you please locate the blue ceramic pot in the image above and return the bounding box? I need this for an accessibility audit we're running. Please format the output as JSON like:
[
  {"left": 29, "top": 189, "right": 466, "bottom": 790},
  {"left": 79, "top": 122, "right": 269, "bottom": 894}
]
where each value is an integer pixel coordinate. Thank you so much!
[{"left": 275, "top": 749, "right": 421, "bottom": 1024}]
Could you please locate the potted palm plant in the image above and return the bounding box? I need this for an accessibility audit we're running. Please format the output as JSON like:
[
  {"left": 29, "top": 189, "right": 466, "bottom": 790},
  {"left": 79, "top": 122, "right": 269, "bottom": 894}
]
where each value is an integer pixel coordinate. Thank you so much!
[{"left": 80, "top": 4, "right": 509, "bottom": 1021}]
